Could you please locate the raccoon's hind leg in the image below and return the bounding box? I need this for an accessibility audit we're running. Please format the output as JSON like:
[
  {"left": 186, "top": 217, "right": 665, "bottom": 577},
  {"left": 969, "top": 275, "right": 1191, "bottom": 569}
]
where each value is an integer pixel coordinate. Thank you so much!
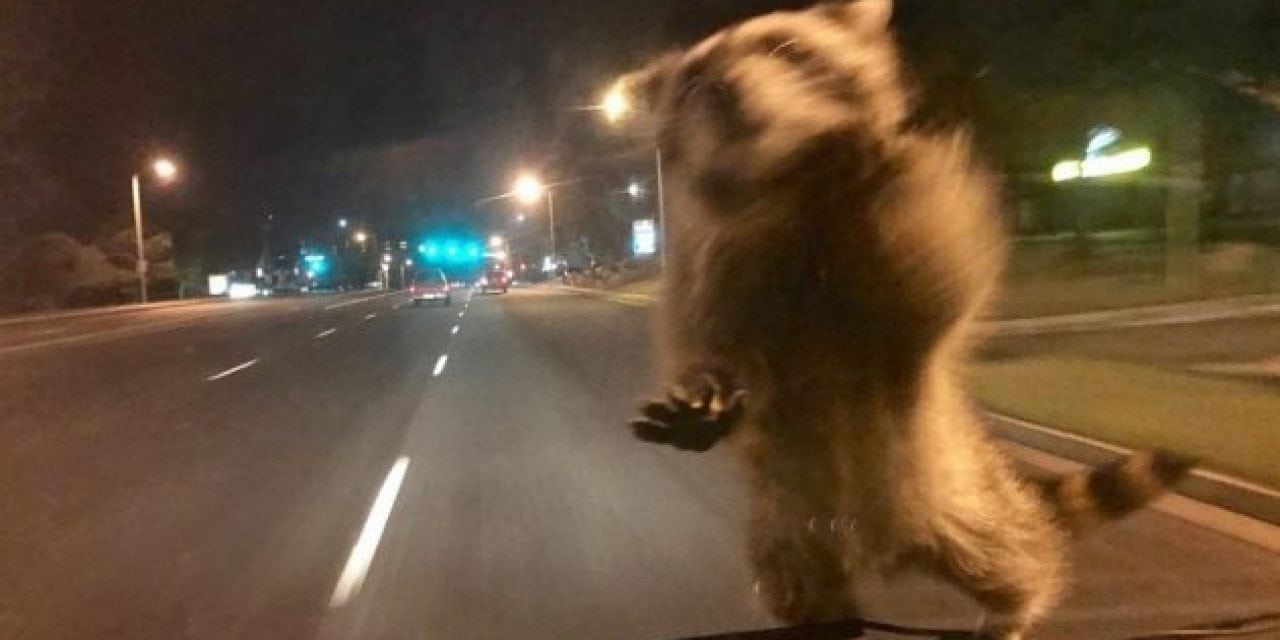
[
  {"left": 922, "top": 507, "right": 1067, "bottom": 640},
  {"left": 749, "top": 509, "right": 854, "bottom": 623},
  {"left": 747, "top": 464, "right": 855, "bottom": 624}
]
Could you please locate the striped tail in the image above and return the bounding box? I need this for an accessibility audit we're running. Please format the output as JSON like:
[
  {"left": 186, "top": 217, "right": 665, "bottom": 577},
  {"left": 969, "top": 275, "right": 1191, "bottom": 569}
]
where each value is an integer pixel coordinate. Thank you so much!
[{"left": 1037, "top": 449, "right": 1196, "bottom": 536}]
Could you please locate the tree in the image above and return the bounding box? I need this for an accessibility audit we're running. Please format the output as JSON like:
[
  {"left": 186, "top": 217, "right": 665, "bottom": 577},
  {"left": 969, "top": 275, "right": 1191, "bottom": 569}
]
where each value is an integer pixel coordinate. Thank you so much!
[{"left": 0, "top": 233, "right": 133, "bottom": 311}]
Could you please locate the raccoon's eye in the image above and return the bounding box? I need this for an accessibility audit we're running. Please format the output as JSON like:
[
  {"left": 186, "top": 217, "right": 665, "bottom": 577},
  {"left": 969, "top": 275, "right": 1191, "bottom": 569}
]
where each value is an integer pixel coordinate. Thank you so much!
[
  {"left": 673, "top": 58, "right": 710, "bottom": 108},
  {"left": 763, "top": 36, "right": 814, "bottom": 67}
]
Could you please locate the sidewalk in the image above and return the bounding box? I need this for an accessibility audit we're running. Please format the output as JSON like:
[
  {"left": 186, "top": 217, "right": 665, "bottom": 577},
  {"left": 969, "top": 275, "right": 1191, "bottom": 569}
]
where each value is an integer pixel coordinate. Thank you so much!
[
  {"left": 994, "top": 293, "right": 1280, "bottom": 336},
  {"left": 0, "top": 298, "right": 216, "bottom": 327}
]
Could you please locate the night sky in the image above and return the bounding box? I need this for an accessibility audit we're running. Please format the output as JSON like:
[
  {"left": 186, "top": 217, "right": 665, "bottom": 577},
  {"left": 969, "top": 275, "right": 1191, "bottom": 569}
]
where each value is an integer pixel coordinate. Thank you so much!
[
  {"left": 4, "top": 0, "right": 1275, "bottom": 270},
  {"left": 5, "top": 0, "right": 814, "bottom": 269}
]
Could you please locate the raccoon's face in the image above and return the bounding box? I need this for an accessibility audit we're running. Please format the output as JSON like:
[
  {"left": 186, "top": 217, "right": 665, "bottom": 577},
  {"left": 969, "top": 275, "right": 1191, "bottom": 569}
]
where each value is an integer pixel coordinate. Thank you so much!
[{"left": 624, "top": 0, "right": 904, "bottom": 215}]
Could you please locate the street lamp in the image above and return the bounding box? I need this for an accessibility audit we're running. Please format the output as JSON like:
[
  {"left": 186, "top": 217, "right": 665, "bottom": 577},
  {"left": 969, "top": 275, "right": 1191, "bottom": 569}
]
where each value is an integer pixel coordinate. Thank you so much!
[
  {"left": 627, "top": 182, "right": 643, "bottom": 199},
  {"left": 514, "top": 174, "right": 545, "bottom": 205},
  {"left": 130, "top": 157, "right": 179, "bottom": 303},
  {"left": 153, "top": 159, "right": 178, "bottom": 182},
  {"left": 599, "top": 80, "right": 667, "bottom": 267},
  {"left": 400, "top": 258, "right": 413, "bottom": 290},
  {"left": 353, "top": 230, "right": 369, "bottom": 245},
  {"left": 601, "top": 81, "right": 633, "bottom": 124},
  {"left": 338, "top": 218, "right": 349, "bottom": 229},
  {"left": 513, "top": 173, "right": 556, "bottom": 260}
]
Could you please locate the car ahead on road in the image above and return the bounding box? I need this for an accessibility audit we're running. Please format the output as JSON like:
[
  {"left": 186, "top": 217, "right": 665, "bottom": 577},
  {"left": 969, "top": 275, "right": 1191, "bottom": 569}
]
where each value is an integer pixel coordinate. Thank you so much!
[
  {"left": 477, "top": 267, "right": 510, "bottom": 294},
  {"left": 409, "top": 268, "right": 452, "bottom": 306}
]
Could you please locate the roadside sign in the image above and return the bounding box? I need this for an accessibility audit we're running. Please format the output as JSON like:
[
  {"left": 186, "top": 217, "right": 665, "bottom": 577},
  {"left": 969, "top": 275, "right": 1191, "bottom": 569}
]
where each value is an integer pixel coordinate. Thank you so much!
[
  {"left": 208, "top": 274, "right": 229, "bottom": 296},
  {"left": 632, "top": 219, "right": 656, "bottom": 257}
]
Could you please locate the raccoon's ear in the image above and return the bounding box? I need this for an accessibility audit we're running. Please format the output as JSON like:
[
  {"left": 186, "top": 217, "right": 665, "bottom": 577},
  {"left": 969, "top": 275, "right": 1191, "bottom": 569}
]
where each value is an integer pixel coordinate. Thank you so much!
[
  {"left": 620, "top": 51, "right": 681, "bottom": 113},
  {"left": 821, "top": 0, "right": 893, "bottom": 34}
]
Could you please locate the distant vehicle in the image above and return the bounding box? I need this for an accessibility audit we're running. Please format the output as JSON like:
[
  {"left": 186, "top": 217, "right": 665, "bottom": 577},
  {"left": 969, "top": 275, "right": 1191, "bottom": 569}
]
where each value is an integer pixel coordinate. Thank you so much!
[
  {"left": 409, "top": 268, "right": 452, "bottom": 306},
  {"left": 478, "top": 265, "right": 511, "bottom": 294}
]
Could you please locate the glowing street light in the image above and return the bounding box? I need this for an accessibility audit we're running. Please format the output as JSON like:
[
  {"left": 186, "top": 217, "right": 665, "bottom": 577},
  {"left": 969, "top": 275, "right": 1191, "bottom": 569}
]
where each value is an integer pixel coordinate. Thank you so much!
[
  {"left": 513, "top": 173, "right": 556, "bottom": 259},
  {"left": 130, "top": 156, "right": 180, "bottom": 303},
  {"left": 514, "top": 174, "right": 545, "bottom": 205},
  {"left": 338, "top": 218, "right": 349, "bottom": 229},
  {"left": 152, "top": 158, "right": 178, "bottom": 182},
  {"left": 627, "top": 182, "right": 643, "bottom": 199},
  {"left": 353, "top": 230, "right": 369, "bottom": 244},
  {"left": 489, "top": 235, "right": 505, "bottom": 248},
  {"left": 601, "top": 81, "right": 633, "bottom": 124}
]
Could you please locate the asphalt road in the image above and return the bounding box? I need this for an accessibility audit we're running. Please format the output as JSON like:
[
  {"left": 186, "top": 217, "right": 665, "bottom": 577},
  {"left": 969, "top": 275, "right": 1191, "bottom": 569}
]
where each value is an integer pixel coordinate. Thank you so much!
[{"left": 1, "top": 288, "right": 1278, "bottom": 640}]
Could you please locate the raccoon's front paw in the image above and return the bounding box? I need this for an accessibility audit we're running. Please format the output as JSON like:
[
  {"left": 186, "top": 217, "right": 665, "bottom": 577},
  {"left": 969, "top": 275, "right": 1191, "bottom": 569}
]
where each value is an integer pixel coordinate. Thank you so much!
[{"left": 628, "top": 372, "right": 746, "bottom": 452}]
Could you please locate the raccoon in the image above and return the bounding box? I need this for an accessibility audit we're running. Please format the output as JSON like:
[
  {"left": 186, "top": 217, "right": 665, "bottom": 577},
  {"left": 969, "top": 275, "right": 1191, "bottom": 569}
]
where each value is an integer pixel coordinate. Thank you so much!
[{"left": 623, "top": 2, "right": 1194, "bottom": 638}]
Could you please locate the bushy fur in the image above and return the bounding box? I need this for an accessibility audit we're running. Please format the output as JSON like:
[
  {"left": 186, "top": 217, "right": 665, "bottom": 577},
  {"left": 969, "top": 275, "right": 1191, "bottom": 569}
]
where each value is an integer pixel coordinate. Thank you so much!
[{"left": 625, "top": 2, "right": 1192, "bottom": 638}]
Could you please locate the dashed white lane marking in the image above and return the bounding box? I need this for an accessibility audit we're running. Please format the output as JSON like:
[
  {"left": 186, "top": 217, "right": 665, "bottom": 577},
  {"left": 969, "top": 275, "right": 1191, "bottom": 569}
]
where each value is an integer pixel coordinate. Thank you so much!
[
  {"left": 329, "top": 456, "right": 411, "bottom": 608},
  {"left": 432, "top": 355, "right": 449, "bottom": 377},
  {"left": 316, "top": 328, "right": 338, "bottom": 339},
  {"left": 450, "top": 325, "right": 459, "bottom": 335},
  {"left": 456, "top": 311, "right": 464, "bottom": 318},
  {"left": 205, "top": 358, "right": 260, "bottom": 381},
  {"left": 364, "top": 313, "right": 377, "bottom": 320}
]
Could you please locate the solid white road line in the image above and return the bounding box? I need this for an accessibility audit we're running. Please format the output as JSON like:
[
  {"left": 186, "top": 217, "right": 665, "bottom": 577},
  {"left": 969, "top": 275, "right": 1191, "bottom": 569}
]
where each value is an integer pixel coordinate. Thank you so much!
[
  {"left": 450, "top": 325, "right": 459, "bottom": 335},
  {"left": 323, "top": 291, "right": 400, "bottom": 311},
  {"left": 316, "top": 328, "right": 338, "bottom": 339},
  {"left": 364, "top": 313, "right": 377, "bottom": 320},
  {"left": 205, "top": 358, "right": 260, "bottom": 381},
  {"left": 432, "top": 355, "right": 448, "bottom": 377},
  {"left": 329, "top": 456, "right": 411, "bottom": 608}
]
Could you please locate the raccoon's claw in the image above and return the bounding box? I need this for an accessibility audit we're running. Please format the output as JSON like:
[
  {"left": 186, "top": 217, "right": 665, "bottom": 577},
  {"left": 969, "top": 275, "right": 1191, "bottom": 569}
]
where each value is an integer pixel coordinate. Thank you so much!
[{"left": 629, "top": 374, "right": 746, "bottom": 452}]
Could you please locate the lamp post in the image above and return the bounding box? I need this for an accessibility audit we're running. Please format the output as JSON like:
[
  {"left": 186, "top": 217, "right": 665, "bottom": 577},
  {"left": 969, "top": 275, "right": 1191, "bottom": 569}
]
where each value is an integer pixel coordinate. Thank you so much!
[
  {"left": 514, "top": 174, "right": 556, "bottom": 261},
  {"left": 130, "top": 158, "right": 178, "bottom": 303},
  {"left": 401, "top": 258, "right": 413, "bottom": 290},
  {"left": 600, "top": 81, "right": 667, "bottom": 267}
]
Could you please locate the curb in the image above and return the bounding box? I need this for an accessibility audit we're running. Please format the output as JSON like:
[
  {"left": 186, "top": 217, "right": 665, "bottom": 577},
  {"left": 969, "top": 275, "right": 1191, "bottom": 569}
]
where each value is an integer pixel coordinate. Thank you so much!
[{"left": 987, "top": 412, "right": 1280, "bottom": 527}]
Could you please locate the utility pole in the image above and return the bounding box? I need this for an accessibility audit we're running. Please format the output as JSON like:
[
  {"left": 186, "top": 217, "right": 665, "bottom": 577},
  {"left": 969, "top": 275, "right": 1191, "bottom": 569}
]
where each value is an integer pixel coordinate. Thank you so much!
[{"left": 130, "top": 174, "right": 149, "bottom": 303}]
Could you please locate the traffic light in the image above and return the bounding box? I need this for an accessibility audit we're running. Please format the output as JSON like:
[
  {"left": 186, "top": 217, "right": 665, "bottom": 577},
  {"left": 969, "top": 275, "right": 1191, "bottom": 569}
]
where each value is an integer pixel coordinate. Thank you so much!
[{"left": 417, "top": 236, "right": 484, "bottom": 265}]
